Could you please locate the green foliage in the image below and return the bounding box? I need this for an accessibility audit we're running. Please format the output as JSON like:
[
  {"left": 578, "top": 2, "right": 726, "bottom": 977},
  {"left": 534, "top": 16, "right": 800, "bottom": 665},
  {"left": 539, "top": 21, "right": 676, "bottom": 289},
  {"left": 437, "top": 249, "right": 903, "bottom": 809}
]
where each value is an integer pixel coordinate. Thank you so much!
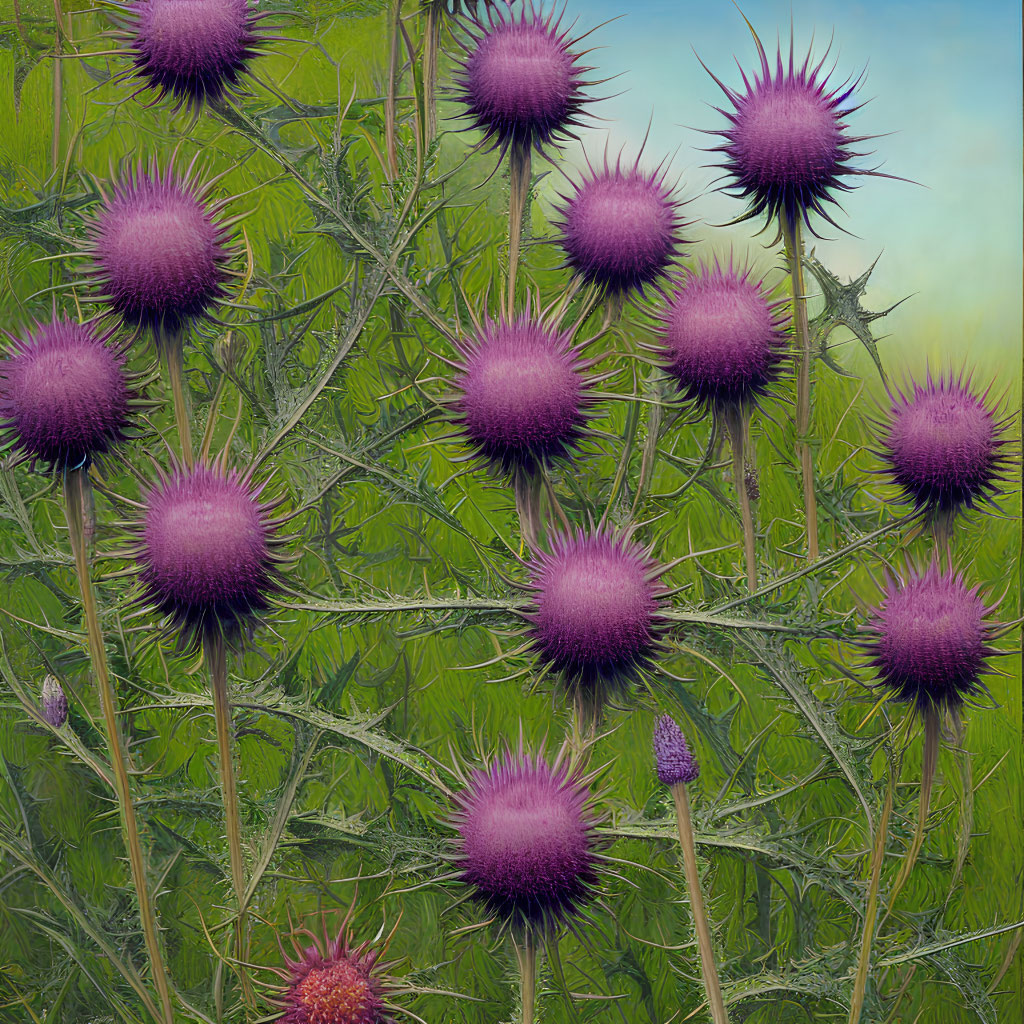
[{"left": 0, "top": 3, "right": 1020, "bottom": 1024}]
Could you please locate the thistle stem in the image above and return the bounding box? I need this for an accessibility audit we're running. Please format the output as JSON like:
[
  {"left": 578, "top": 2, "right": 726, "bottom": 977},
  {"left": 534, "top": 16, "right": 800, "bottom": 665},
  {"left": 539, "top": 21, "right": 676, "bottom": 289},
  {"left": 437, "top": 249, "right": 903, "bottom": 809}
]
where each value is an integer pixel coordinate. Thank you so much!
[
  {"left": 888, "top": 707, "right": 941, "bottom": 906},
  {"left": 63, "top": 467, "right": 174, "bottom": 1024},
  {"left": 385, "top": 0, "right": 401, "bottom": 179},
  {"left": 670, "top": 781, "right": 730, "bottom": 1024},
  {"left": 163, "top": 332, "right": 193, "bottom": 468},
  {"left": 848, "top": 771, "right": 894, "bottom": 1024},
  {"left": 724, "top": 407, "right": 756, "bottom": 593},
  {"left": 507, "top": 143, "right": 532, "bottom": 317},
  {"left": 422, "top": 0, "right": 441, "bottom": 142},
  {"left": 515, "top": 935, "right": 537, "bottom": 1024},
  {"left": 206, "top": 633, "right": 252, "bottom": 1006},
  {"left": 780, "top": 215, "right": 819, "bottom": 561}
]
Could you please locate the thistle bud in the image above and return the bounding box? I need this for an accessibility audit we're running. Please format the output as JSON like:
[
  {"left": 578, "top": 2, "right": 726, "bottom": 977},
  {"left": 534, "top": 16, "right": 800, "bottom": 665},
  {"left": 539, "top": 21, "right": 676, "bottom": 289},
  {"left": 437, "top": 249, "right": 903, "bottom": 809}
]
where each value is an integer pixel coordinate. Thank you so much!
[
  {"left": 653, "top": 714, "right": 699, "bottom": 786},
  {"left": 41, "top": 675, "right": 68, "bottom": 728}
]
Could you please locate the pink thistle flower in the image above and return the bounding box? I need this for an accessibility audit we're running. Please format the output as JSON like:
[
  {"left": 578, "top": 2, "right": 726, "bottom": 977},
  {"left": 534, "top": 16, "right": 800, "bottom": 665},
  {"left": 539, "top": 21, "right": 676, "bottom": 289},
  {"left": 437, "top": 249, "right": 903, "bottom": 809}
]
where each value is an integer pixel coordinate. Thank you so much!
[
  {"left": 450, "top": 742, "right": 602, "bottom": 934},
  {"left": 83, "top": 158, "right": 235, "bottom": 336},
  {"left": 449, "top": 312, "right": 595, "bottom": 475},
  {"left": 111, "top": 0, "right": 270, "bottom": 112},
  {"left": 525, "top": 526, "right": 667, "bottom": 703},
  {"left": 0, "top": 317, "right": 133, "bottom": 469},
  {"left": 653, "top": 715, "right": 699, "bottom": 786},
  {"left": 655, "top": 256, "right": 789, "bottom": 414},
  {"left": 267, "top": 914, "right": 399, "bottom": 1024},
  {"left": 863, "top": 561, "right": 1001, "bottom": 714},
  {"left": 132, "top": 460, "right": 289, "bottom": 649},
  {"left": 554, "top": 148, "right": 690, "bottom": 296},
  {"left": 699, "top": 24, "right": 892, "bottom": 234},
  {"left": 879, "top": 370, "right": 1011, "bottom": 520},
  {"left": 452, "top": 0, "right": 599, "bottom": 157}
]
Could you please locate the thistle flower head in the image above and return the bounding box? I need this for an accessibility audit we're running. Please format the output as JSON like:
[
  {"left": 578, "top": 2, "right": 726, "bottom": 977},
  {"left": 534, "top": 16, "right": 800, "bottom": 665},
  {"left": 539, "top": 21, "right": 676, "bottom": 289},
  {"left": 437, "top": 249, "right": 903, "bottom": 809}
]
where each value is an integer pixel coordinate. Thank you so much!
[
  {"left": 525, "top": 526, "right": 666, "bottom": 704},
  {"left": 879, "top": 371, "right": 1010, "bottom": 520},
  {"left": 656, "top": 256, "right": 789, "bottom": 414},
  {"left": 268, "top": 915, "right": 397, "bottom": 1024},
  {"left": 701, "top": 25, "right": 886, "bottom": 234},
  {"left": 453, "top": 0, "right": 598, "bottom": 157},
  {"left": 450, "top": 743, "right": 601, "bottom": 935},
  {"left": 863, "top": 561, "right": 1000, "bottom": 713},
  {"left": 450, "top": 312, "right": 593, "bottom": 475},
  {"left": 555, "top": 149, "right": 690, "bottom": 296},
  {"left": 84, "top": 158, "right": 234, "bottom": 336},
  {"left": 0, "top": 317, "right": 132, "bottom": 469},
  {"left": 653, "top": 715, "right": 698, "bottom": 786},
  {"left": 132, "top": 460, "right": 288, "bottom": 649},
  {"left": 41, "top": 675, "right": 68, "bottom": 729},
  {"left": 113, "top": 0, "right": 268, "bottom": 112}
]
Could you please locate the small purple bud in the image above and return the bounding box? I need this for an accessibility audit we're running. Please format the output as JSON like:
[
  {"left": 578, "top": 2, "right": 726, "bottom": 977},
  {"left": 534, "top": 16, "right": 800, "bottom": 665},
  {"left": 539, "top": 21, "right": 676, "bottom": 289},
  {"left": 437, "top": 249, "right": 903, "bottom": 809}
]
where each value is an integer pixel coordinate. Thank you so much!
[
  {"left": 41, "top": 675, "right": 68, "bottom": 728},
  {"left": 653, "top": 715, "right": 699, "bottom": 786}
]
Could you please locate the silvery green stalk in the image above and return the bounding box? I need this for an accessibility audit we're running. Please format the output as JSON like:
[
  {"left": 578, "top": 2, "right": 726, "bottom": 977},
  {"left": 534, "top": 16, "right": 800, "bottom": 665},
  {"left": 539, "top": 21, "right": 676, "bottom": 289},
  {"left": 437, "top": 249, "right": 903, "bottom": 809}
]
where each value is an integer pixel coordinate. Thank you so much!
[{"left": 654, "top": 715, "right": 729, "bottom": 1024}]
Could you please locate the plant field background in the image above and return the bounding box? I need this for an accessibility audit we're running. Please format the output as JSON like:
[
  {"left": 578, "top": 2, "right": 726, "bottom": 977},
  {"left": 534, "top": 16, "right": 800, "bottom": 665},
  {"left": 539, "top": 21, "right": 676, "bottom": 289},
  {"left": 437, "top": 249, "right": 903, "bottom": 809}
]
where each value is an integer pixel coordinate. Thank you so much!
[{"left": 0, "top": 2, "right": 1021, "bottom": 1023}]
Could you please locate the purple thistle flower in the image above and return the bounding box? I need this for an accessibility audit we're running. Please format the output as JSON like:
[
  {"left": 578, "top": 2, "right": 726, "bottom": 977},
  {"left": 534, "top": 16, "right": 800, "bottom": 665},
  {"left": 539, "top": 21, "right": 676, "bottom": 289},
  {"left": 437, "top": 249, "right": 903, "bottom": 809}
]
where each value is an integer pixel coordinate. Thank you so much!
[
  {"left": 0, "top": 318, "right": 132, "bottom": 469},
  {"left": 269, "top": 916, "right": 397, "bottom": 1024},
  {"left": 451, "top": 744, "right": 601, "bottom": 933},
  {"left": 526, "top": 526, "right": 667, "bottom": 700},
  {"left": 655, "top": 256, "right": 789, "bottom": 414},
  {"left": 113, "top": 0, "right": 269, "bottom": 112},
  {"left": 879, "top": 371, "right": 1011, "bottom": 520},
  {"left": 450, "top": 313, "right": 593, "bottom": 475},
  {"left": 700, "top": 25, "right": 891, "bottom": 234},
  {"left": 133, "top": 461, "right": 288, "bottom": 649},
  {"left": 84, "top": 158, "right": 234, "bottom": 336},
  {"left": 41, "top": 675, "right": 68, "bottom": 728},
  {"left": 452, "top": 0, "right": 598, "bottom": 157},
  {"left": 863, "top": 561, "right": 1000, "bottom": 713},
  {"left": 653, "top": 715, "right": 699, "bottom": 786},
  {"left": 554, "top": 149, "right": 690, "bottom": 296}
]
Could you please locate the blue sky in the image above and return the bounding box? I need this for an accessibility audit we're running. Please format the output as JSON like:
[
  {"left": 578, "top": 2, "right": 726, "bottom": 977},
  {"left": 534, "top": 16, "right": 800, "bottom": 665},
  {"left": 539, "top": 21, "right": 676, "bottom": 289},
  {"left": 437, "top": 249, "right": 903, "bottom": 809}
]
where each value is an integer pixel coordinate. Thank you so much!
[{"left": 545, "top": 0, "right": 1023, "bottom": 375}]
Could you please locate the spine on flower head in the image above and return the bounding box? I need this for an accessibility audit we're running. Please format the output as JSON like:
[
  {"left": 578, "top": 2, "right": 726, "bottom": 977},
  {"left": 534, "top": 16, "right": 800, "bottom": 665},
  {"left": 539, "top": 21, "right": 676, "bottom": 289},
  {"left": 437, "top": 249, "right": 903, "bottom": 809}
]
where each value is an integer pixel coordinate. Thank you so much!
[
  {"left": 653, "top": 714, "right": 699, "bottom": 786},
  {"left": 41, "top": 674, "right": 68, "bottom": 728}
]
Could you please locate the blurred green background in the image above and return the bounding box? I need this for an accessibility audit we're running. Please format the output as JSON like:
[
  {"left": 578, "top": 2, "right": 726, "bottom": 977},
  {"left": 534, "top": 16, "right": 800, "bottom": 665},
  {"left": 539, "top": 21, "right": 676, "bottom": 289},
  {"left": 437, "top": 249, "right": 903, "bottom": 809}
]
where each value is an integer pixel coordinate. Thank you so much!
[{"left": 0, "top": 2, "right": 1020, "bottom": 1023}]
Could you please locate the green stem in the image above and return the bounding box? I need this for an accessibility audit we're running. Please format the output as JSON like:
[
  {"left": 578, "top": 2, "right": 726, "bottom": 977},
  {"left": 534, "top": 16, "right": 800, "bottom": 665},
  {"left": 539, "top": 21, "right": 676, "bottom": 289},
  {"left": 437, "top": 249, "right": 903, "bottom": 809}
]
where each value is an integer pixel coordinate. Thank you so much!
[
  {"left": 507, "top": 143, "right": 531, "bottom": 316},
  {"left": 385, "top": 0, "right": 401, "bottom": 179},
  {"left": 515, "top": 935, "right": 536, "bottom": 1024},
  {"left": 888, "top": 707, "right": 941, "bottom": 908},
  {"left": 64, "top": 468, "right": 174, "bottom": 1024},
  {"left": 725, "top": 407, "right": 756, "bottom": 593},
  {"left": 671, "top": 782, "right": 730, "bottom": 1024},
  {"left": 206, "top": 633, "right": 252, "bottom": 1007},
  {"left": 781, "top": 216, "right": 819, "bottom": 561},
  {"left": 422, "top": 1, "right": 441, "bottom": 142},
  {"left": 162, "top": 330, "right": 193, "bottom": 467},
  {"left": 848, "top": 771, "right": 894, "bottom": 1024}
]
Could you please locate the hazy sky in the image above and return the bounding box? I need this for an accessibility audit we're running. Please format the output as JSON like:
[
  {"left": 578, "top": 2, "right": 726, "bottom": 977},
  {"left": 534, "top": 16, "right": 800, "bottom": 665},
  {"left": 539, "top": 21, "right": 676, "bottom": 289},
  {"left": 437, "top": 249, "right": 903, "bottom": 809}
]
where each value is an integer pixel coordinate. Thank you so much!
[{"left": 549, "top": 0, "right": 1022, "bottom": 374}]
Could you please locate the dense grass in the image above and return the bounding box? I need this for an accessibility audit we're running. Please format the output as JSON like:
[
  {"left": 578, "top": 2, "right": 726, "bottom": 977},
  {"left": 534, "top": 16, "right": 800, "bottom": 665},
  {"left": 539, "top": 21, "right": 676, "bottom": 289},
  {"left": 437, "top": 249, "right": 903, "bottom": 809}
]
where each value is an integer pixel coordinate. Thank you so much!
[{"left": 0, "top": 3, "right": 1021, "bottom": 1023}]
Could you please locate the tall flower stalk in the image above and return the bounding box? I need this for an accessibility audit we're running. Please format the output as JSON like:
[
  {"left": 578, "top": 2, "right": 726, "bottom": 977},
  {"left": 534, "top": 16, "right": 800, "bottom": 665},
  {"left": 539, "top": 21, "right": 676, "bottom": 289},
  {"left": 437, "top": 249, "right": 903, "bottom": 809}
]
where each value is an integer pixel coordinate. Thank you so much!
[
  {"left": 654, "top": 716, "right": 729, "bottom": 1024},
  {"left": 515, "top": 935, "right": 537, "bottom": 1024},
  {"left": 781, "top": 217, "right": 818, "bottom": 559},
  {"left": 65, "top": 467, "right": 174, "bottom": 1024}
]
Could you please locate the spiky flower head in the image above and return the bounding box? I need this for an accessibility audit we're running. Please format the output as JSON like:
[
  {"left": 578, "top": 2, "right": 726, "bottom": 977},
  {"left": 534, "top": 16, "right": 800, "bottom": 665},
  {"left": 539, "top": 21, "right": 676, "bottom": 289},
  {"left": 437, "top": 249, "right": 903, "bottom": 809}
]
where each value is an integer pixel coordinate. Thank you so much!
[
  {"left": 450, "top": 312, "right": 594, "bottom": 475},
  {"left": 41, "top": 675, "right": 68, "bottom": 729},
  {"left": 653, "top": 715, "right": 698, "bottom": 786},
  {"left": 701, "top": 25, "right": 887, "bottom": 234},
  {"left": 879, "top": 371, "right": 1010, "bottom": 520},
  {"left": 554, "top": 149, "right": 690, "bottom": 296},
  {"left": 452, "top": 0, "right": 598, "bottom": 157},
  {"left": 111, "top": 0, "right": 268, "bottom": 112},
  {"left": 0, "top": 317, "right": 132, "bottom": 469},
  {"left": 656, "top": 256, "right": 789, "bottom": 414},
  {"left": 525, "top": 526, "right": 667, "bottom": 704},
  {"left": 863, "top": 561, "right": 1000, "bottom": 714},
  {"left": 84, "top": 158, "right": 234, "bottom": 337},
  {"left": 268, "top": 914, "right": 397, "bottom": 1024},
  {"left": 450, "top": 742, "right": 601, "bottom": 935},
  {"left": 132, "top": 460, "right": 288, "bottom": 649}
]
